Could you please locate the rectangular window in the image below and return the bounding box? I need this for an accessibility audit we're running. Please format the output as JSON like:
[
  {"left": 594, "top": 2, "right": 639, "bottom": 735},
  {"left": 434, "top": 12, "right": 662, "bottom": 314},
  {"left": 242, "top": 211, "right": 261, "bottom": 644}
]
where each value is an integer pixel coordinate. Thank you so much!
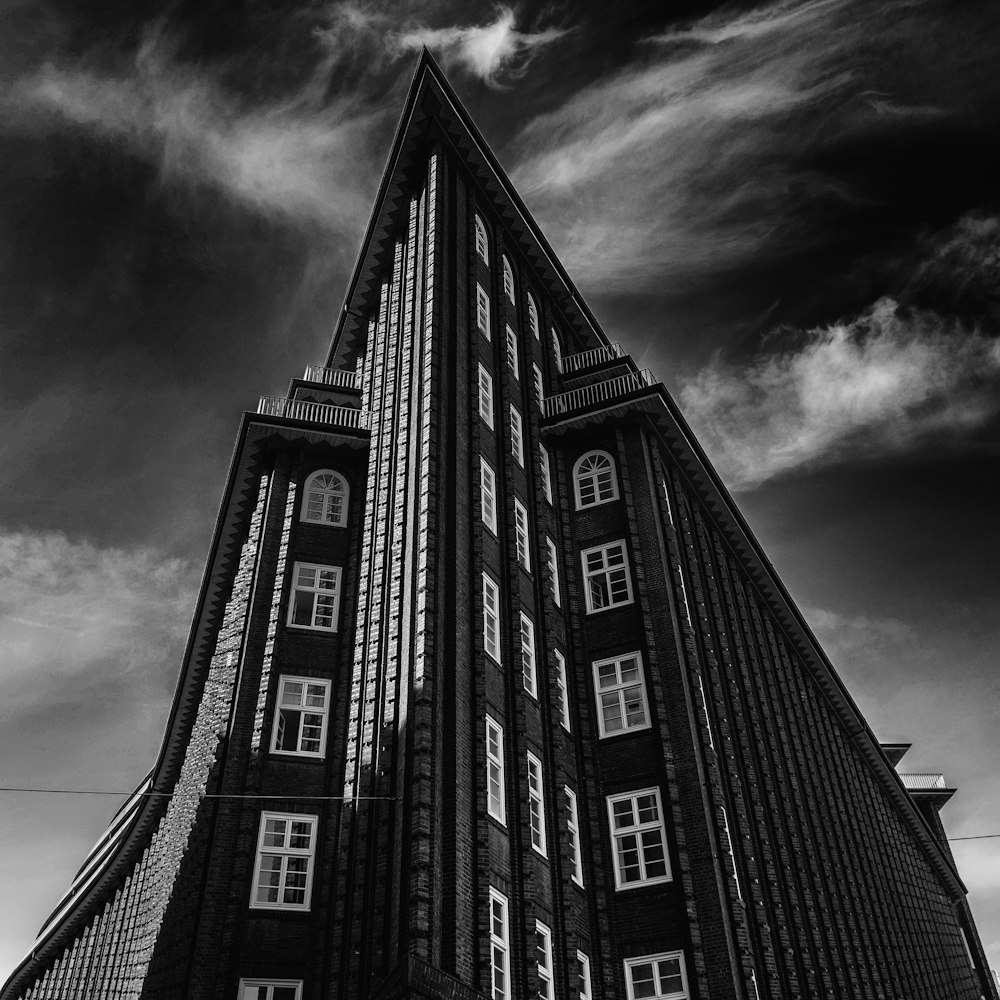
[
  {"left": 554, "top": 650, "right": 571, "bottom": 732},
  {"left": 271, "top": 676, "right": 330, "bottom": 758},
  {"left": 593, "top": 652, "right": 651, "bottom": 737},
  {"left": 239, "top": 981, "right": 302, "bottom": 1000},
  {"left": 607, "top": 788, "right": 670, "bottom": 889},
  {"left": 581, "top": 541, "right": 633, "bottom": 613},
  {"left": 624, "top": 952, "right": 689, "bottom": 999},
  {"left": 489, "top": 888, "right": 511, "bottom": 1000},
  {"left": 250, "top": 812, "right": 317, "bottom": 910},
  {"left": 477, "top": 283, "right": 491, "bottom": 340},
  {"left": 533, "top": 363, "right": 544, "bottom": 405},
  {"left": 520, "top": 612, "right": 537, "bottom": 698},
  {"left": 486, "top": 715, "right": 506, "bottom": 825},
  {"left": 514, "top": 499, "right": 531, "bottom": 572},
  {"left": 577, "top": 951, "right": 593, "bottom": 1000},
  {"left": 483, "top": 573, "right": 501, "bottom": 664},
  {"left": 566, "top": 786, "right": 584, "bottom": 886},
  {"left": 480, "top": 458, "right": 498, "bottom": 534},
  {"left": 535, "top": 920, "right": 554, "bottom": 1000},
  {"left": 545, "top": 537, "right": 561, "bottom": 607},
  {"left": 478, "top": 364, "right": 495, "bottom": 429},
  {"left": 287, "top": 562, "right": 341, "bottom": 631},
  {"left": 527, "top": 751, "right": 547, "bottom": 856},
  {"left": 506, "top": 324, "right": 520, "bottom": 380},
  {"left": 539, "top": 445, "right": 553, "bottom": 503},
  {"left": 509, "top": 405, "right": 524, "bottom": 467}
]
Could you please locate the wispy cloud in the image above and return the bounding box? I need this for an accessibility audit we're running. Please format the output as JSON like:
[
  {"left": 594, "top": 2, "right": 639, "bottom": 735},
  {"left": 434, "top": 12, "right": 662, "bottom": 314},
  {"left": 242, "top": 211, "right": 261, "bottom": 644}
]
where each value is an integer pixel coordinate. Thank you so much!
[{"left": 679, "top": 296, "right": 1000, "bottom": 489}]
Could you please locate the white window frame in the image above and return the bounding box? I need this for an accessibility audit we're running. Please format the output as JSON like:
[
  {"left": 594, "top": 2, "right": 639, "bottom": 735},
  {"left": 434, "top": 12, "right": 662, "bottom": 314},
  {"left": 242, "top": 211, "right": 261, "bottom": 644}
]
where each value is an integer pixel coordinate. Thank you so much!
[
  {"left": 502, "top": 255, "right": 515, "bottom": 303},
  {"left": 577, "top": 950, "right": 593, "bottom": 1000},
  {"left": 514, "top": 499, "right": 531, "bottom": 572},
  {"left": 520, "top": 612, "right": 537, "bottom": 698},
  {"left": 287, "top": 562, "right": 342, "bottom": 631},
  {"left": 506, "top": 324, "right": 520, "bottom": 380},
  {"left": 539, "top": 444, "right": 553, "bottom": 502},
  {"left": 545, "top": 537, "right": 561, "bottom": 607},
  {"left": 535, "top": 920, "right": 555, "bottom": 1000},
  {"left": 480, "top": 458, "right": 498, "bottom": 534},
  {"left": 581, "top": 541, "right": 634, "bottom": 614},
  {"left": 300, "top": 469, "right": 349, "bottom": 526},
  {"left": 554, "top": 650, "right": 571, "bottom": 732},
  {"left": 270, "top": 675, "right": 331, "bottom": 758},
  {"left": 593, "top": 652, "right": 651, "bottom": 738},
  {"left": 238, "top": 981, "right": 303, "bottom": 1000},
  {"left": 552, "top": 328, "right": 563, "bottom": 372},
  {"left": 532, "top": 362, "right": 544, "bottom": 406},
  {"left": 478, "top": 364, "right": 495, "bottom": 429},
  {"left": 607, "top": 788, "right": 671, "bottom": 890},
  {"left": 528, "top": 294, "right": 540, "bottom": 339},
  {"left": 624, "top": 952, "right": 689, "bottom": 1000},
  {"left": 477, "top": 282, "right": 492, "bottom": 340},
  {"left": 483, "top": 573, "right": 502, "bottom": 665},
  {"left": 566, "top": 786, "right": 584, "bottom": 886},
  {"left": 573, "top": 450, "right": 619, "bottom": 509},
  {"left": 250, "top": 812, "right": 318, "bottom": 911},
  {"left": 475, "top": 214, "right": 490, "bottom": 265},
  {"left": 489, "top": 888, "right": 511, "bottom": 1000},
  {"left": 486, "top": 714, "right": 506, "bottom": 825},
  {"left": 527, "top": 751, "right": 547, "bottom": 856},
  {"left": 510, "top": 405, "right": 524, "bottom": 467}
]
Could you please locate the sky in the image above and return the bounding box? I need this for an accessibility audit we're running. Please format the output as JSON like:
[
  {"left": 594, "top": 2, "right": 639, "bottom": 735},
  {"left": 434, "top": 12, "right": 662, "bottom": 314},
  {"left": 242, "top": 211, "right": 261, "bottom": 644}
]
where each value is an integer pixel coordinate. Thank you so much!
[{"left": 0, "top": 0, "right": 998, "bottom": 982}]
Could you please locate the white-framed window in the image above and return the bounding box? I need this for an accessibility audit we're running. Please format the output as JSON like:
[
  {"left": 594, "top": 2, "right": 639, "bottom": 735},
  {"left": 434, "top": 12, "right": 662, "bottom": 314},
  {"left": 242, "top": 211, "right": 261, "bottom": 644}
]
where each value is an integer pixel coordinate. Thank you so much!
[
  {"left": 573, "top": 450, "right": 619, "bottom": 509},
  {"left": 554, "top": 650, "right": 571, "bottom": 731},
  {"left": 502, "top": 255, "right": 515, "bottom": 303},
  {"left": 506, "top": 324, "right": 520, "bottom": 380},
  {"left": 552, "top": 328, "right": 563, "bottom": 372},
  {"left": 581, "top": 541, "right": 633, "bottom": 614},
  {"left": 577, "top": 951, "right": 593, "bottom": 1000},
  {"left": 527, "top": 751, "right": 547, "bottom": 856},
  {"left": 514, "top": 499, "right": 531, "bottom": 572},
  {"left": 532, "top": 362, "right": 544, "bottom": 405},
  {"left": 478, "top": 364, "right": 495, "bottom": 429},
  {"left": 607, "top": 788, "right": 670, "bottom": 889},
  {"left": 539, "top": 445, "right": 553, "bottom": 503},
  {"left": 527, "top": 294, "right": 540, "bottom": 339},
  {"left": 480, "top": 458, "right": 498, "bottom": 534},
  {"left": 593, "top": 652, "right": 651, "bottom": 737},
  {"left": 489, "top": 888, "right": 511, "bottom": 1000},
  {"left": 477, "top": 283, "right": 492, "bottom": 340},
  {"left": 535, "top": 920, "right": 554, "bottom": 1000},
  {"left": 271, "top": 676, "right": 331, "bottom": 758},
  {"left": 486, "top": 714, "right": 506, "bottom": 825},
  {"left": 520, "top": 612, "right": 537, "bottom": 697},
  {"left": 250, "top": 812, "right": 317, "bottom": 910},
  {"left": 510, "top": 405, "right": 524, "bottom": 467},
  {"left": 301, "top": 469, "right": 349, "bottom": 526},
  {"left": 475, "top": 214, "right": 490, "bottom": 265},
  {"left": 565, "top": 785, "right": 584, "bottom": 886},
  {"left": 238, "top": 981, "right": 302, "bottom": 1000},
  {"left": 624, "top": 952, "right": 689, "bottom": 999},
  {"left": 545, "top": 537, "right": 561, "bottom": 607},
  {"left": 483, "top": 573, "right": 502, "bottom": 664},
  {"left": 287, "top": 562, "right": 342, "bottom": 631}
]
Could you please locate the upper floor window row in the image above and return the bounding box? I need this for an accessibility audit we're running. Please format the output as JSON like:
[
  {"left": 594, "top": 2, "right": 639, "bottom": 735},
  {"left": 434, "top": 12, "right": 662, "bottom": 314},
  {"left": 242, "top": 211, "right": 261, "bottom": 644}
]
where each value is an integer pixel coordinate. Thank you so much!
[
  {"left": 301, "top": 469, "right": 349, "bottom": 527},
  {"left": 574, "top": 451, "right": 619, "bottom": 510},
  {"left": 503, "top": 256, "right": 515, "bottom": 303},
  {"left": 475, "top": 214, "right": 489, "bottom": 265}
]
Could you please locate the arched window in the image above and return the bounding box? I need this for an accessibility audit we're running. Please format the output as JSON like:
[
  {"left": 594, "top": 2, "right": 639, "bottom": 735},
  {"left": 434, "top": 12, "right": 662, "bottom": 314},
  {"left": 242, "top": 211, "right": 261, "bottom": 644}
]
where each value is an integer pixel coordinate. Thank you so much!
[
  {"left": 551, "top": 327, "right": 563, "bottom": 373},
  {"left": 502, "top": 256, "right": 515, "bottom": 302},
  {"left": 573, "top": 451, "right": 619, "bottom": 510},
  {"left": 301, "top": 470, "right": 349, "bottom": 526},
  {"left": 475, "top": 215, "right": 489, "bottom": 265},
  {"left": 527, "top": 294, "right": 540, "bottom": 339}
]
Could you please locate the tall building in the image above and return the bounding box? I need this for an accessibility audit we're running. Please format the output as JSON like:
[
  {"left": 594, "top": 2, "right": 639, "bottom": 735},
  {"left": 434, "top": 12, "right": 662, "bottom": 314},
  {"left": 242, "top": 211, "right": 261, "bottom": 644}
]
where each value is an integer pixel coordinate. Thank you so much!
[{"left": 3, "top": 52, "right": 996, "bottom": 1000}]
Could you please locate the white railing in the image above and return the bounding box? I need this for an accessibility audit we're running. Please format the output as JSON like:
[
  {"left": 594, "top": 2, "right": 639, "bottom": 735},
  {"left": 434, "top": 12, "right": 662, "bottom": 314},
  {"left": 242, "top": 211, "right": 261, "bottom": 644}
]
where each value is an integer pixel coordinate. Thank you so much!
[
  {"left": 561, "top": 343, "right": 625, "bottom": 373},
  {"left": 542, "top": 369, "right": 656, "bottom": 418},
  {"left": 900, "top": 773, "right": 947, "bottom": 790},
  {"left": 257, "top": 396, "right": 369, "bottom": 430},
  {"left": 302, "top": 366, "right": 360, "bottom": 389}
]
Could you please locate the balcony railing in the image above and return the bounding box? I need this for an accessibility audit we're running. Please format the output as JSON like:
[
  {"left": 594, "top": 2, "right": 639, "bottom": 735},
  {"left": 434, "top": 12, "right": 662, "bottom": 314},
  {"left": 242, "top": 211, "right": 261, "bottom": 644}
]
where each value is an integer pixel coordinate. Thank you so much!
[
  {"left": 302, "top": 366, "right": 360, "bottom": 389},
  {"left": 561, "top": 343, "right": 625, "bottom": 374},
  {"left": 542, "top": 370, "right": 656, "bottom": 419},
  {"left": 900, "top": 773, "right": 947, "bottom": 790},
  {"left": 257, "top": 396, "right": 369, "bottom": 430}
]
